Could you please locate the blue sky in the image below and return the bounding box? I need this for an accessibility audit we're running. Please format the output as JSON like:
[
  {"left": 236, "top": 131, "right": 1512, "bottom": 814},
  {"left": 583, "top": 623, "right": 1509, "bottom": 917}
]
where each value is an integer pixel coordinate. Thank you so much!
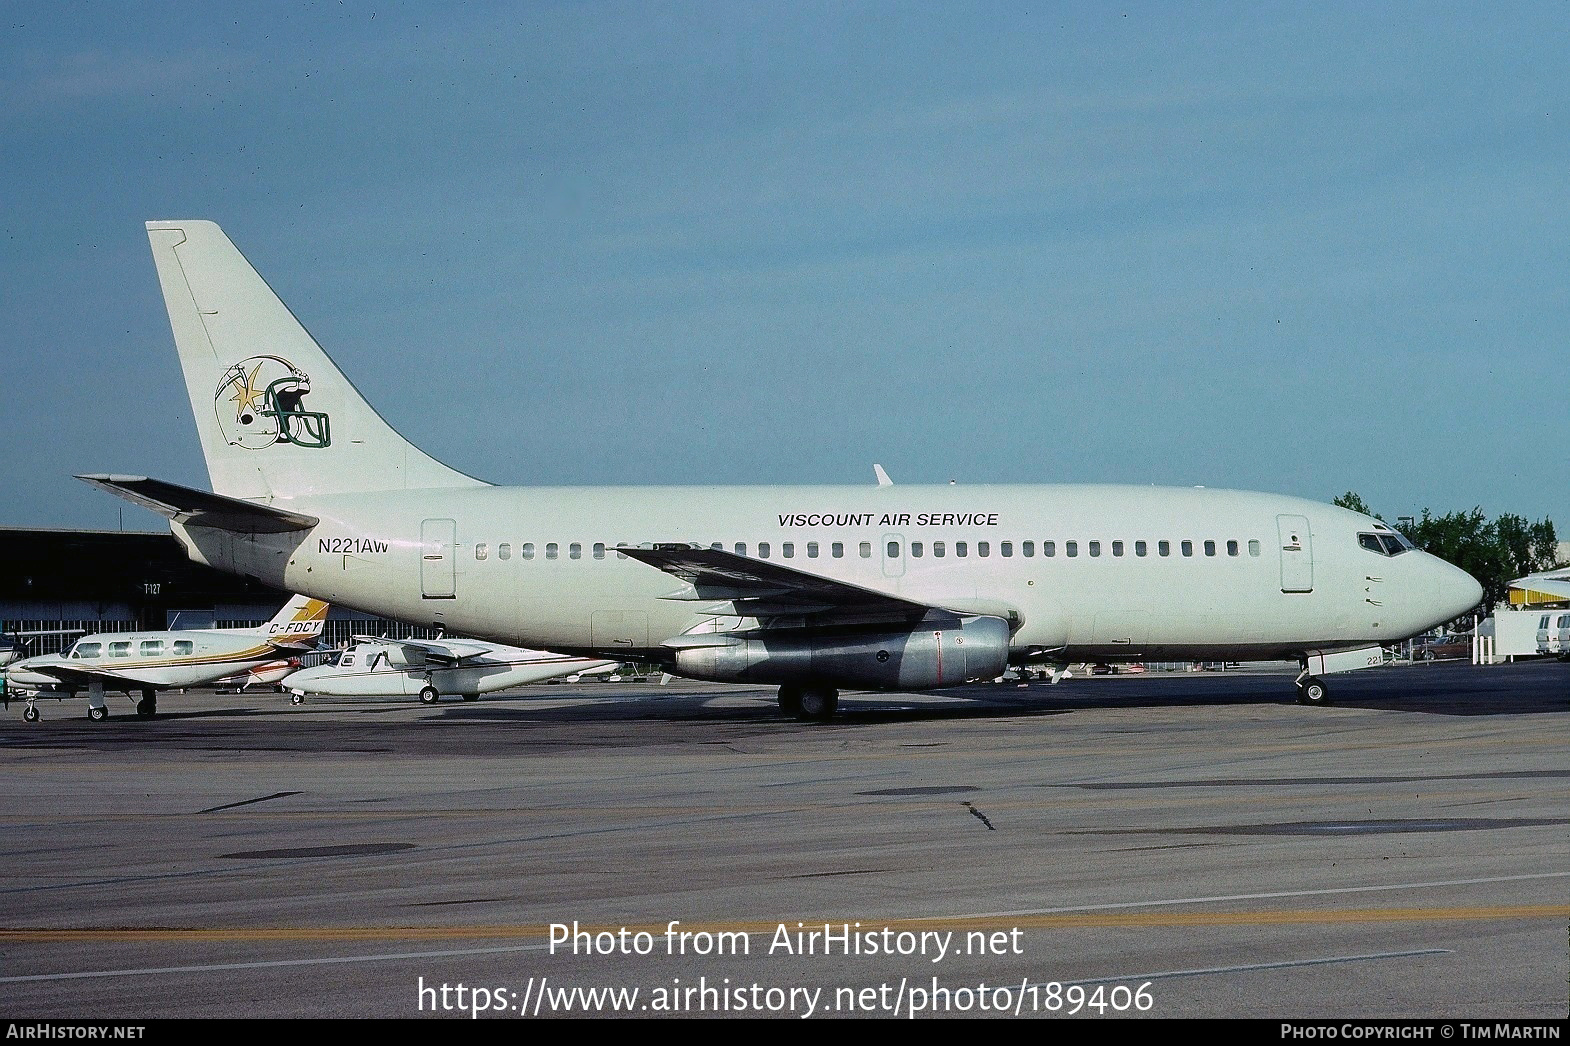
[{"left": 2, "top": 2, "right": 1565, "bottom": 533}]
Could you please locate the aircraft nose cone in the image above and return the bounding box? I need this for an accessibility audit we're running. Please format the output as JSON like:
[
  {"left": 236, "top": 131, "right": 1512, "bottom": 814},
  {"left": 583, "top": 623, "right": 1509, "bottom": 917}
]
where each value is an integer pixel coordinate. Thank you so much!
[{"left": 1437, "top": 563, "right": 1485, "bottom": 621}]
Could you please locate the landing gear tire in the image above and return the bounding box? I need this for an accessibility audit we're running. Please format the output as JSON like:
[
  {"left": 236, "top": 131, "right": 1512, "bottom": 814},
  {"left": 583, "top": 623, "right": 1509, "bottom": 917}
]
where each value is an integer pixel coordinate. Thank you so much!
[
  {"left": 289, "top": 693, "right": 305, "bottom": 706},
  {"left": 1296, "top": 676, "right": 1330, "bottom": 706},
  {"left": 777, "top": 684, "right": 803, "bottom": 717},
  {"left": 797, "top": 686, "right": 839, "bottom": 722},
  {"left": 461, "top": 693, "right": 480, "bottom": 702},
  {"left": 87, "top": 705, "right": 109, "bottom": 722},
  {"left": 418, "top": 685, "right": 440, "bottom": 705},
  {"left": 22, "top": 706, "right": 40, "bottom": 723},
  {"left": 136, "top": 690, "right": 157, "bottom": 719}
]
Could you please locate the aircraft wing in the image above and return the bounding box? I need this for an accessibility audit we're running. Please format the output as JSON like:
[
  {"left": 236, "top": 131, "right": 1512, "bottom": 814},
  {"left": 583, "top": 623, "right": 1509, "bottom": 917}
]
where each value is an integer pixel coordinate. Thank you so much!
[
  {"left": 365, "top": 637, "right": 495, "bottom": 664},
  {"left": 617, "top": 544, "right": 939, "bottom": 622},
  {"left": 76, "top": 475, "right": 319, "bottom": 534}
]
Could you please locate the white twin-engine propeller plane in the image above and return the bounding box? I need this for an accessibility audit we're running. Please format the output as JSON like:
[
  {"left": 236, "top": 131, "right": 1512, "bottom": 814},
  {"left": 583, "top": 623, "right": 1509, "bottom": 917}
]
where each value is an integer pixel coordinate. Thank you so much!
[
  {"left": 284, "top": 635, "right": 615, "bottom": 705},
  {"left": 5, "top": 595, "right": 328, "bottom": 722},
  {"left": 77, "top": 220, "right": 1483, "bottom": 721}
]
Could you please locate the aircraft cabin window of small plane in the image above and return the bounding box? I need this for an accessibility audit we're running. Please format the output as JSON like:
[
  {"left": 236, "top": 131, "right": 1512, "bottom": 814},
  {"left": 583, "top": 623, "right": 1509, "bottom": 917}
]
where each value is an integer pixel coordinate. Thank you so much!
[
  {"left": 1088, "top": 541, "right": 1101, "bottom": 557},
  {"left": 1249, "top": 539, "right": 1262, "bottom": 557},
  {"left": 933, "top": 541, "right": 946, "bottom": 558},
  {"left": 1204, "top": 540, "right": 1217, "bottom": 557},
  {"left": 1227, "top": 540, "right": 1240, "bottom": 557},
  {"left": 1023, "top": 541, "right": 1035, "bottom": 557},
  {"left": 140, "top": 640, "right": 163, "bottom": 657},
  {"left": 1159, "top": 540, "right": 1171, "bottom": 557},
  {"left": 956, "top": 542, "right": 967, "bottom": 558},
  {"left": 546, "top": 543, "right": 559, "bottom": 560},
  {"left": 979, "top": 541, "right": 991, "bottom": 557},
  {"left": 911, "top": 541, "right": 924, "bottom": 558},
  {"left": 596, "top": 543, "right": 607, "bottom": 559},
  {"left": 1182, "top": 540, "right": 1194, "bottom": 557},
  {"left": 783, "top": 542, "right": 795, "bottom": 559},
  {"left": 832, "top": 542, "right": 844, "bottom": 558},
  {"left": 1135, "top": 540, "right": 1148, "bottom": 557},
  {"left": 860, "top": 542, "right": 872, "bottom": 558},
  {"left": 498, "top": 543, "right": 511, "bottom": 561},
  {"left": 109, "top": 642, "right": 131, "bottom": 657},
  {"left": 570, "top": 543, "right": 582, "bottom": 560},
  {"left": 475, "top": 543, "right": 488, "bottom": 561},
  {"left": 1002, "top": 541, "right": 1013, "bottom": 557},
  {"left": 759, "top": 542, "right": 771, "bottom": 558},
  {"left": 1066, "top": 541, "right": 1078, "bottom": 558},
  {"left": 342, "top": 653, "right": 356, "bottom": 667},
  {"left": 173, "top": 640, "right": 193, "bottom": 655},
  {"left": 807, "top": 541, "right": 819, "bottom": 558}
]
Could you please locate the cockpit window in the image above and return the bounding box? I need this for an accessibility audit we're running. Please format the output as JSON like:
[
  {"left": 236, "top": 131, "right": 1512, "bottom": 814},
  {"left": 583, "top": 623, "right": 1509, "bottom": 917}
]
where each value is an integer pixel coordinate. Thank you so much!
[
  {"left": 72, "top": 642, "right": 101, "bottom": 659},
  {"left": 1359, "top": 531, "right": 1414, "bottom": 557}
]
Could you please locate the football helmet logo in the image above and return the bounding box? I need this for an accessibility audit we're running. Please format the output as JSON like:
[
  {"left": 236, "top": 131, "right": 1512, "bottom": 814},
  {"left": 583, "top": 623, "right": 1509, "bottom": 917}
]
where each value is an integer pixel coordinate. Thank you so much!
[{"left": 214, "top": 355, "right": 331, "bottom": 450}]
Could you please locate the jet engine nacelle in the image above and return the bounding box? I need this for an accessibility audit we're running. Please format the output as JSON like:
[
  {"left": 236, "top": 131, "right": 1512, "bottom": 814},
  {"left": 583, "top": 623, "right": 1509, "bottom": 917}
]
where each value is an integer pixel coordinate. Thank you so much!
[{"left": 673, "top": 615, "right": 1011, "bottom": 690}]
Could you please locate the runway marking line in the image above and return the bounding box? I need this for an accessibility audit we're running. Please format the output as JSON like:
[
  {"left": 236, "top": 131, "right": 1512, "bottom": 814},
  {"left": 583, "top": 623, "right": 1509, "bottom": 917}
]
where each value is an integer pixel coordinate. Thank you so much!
[{"left": 3, "top": 904, "right": 1566, "bottom": 943}]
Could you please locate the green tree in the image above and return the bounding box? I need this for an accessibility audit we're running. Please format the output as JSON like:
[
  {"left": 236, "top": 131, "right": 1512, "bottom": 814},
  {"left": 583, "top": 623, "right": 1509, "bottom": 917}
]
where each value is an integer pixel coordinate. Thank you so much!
[{"left": 1333, "top": 492, "right": 1380, "bottom": 519}]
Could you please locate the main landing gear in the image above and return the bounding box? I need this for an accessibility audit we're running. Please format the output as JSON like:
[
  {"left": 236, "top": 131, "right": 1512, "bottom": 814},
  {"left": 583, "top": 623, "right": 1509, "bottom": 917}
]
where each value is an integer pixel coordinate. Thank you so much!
[
  {"left": 136, "top": 688, "right": 158, "bottom": 719},
  {"left": 777, "top": 684, "right": 839, "bottom": 722}
]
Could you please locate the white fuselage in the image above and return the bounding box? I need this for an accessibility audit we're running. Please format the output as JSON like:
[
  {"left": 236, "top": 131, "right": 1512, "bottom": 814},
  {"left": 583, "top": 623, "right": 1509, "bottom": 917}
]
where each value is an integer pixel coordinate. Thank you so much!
[
  {"left": 172, "top": 483, "right": 1480, "bottom": 670},
  {"left": 8, "top": 628, "right": 300, "bottom": 695}
]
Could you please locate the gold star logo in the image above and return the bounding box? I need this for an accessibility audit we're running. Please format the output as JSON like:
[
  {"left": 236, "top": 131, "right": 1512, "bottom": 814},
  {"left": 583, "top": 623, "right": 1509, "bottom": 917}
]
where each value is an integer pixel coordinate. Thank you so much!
[{"left": 230, "top": 362, "right": 265, "bottom": 416}]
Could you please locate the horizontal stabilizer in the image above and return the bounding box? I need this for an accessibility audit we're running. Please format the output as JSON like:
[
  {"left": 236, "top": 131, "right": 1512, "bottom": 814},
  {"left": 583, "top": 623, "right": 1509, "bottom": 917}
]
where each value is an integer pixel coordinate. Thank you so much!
[{"left": 75, "top": 475, "right": 319, "bottom": 534}]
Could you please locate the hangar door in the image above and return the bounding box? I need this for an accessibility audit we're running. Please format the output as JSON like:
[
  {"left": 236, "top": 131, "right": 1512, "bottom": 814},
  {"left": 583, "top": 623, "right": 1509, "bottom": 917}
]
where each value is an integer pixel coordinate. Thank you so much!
[
  {"left": 421, "top": 517, "right": 457, "bottom": 599},
  {"left": 1276, "top": 514, "right": 1313, "bottom": 593}
]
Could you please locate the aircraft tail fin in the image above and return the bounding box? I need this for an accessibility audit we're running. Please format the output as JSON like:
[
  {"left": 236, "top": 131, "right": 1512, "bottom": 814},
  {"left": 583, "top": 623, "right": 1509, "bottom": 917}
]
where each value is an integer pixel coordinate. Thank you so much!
[
  {"left": 145, "top": 220, "right": 488, "bottom": 501},
  {"left": 260, "top": 595, "right": 331, "bottom": 646}
]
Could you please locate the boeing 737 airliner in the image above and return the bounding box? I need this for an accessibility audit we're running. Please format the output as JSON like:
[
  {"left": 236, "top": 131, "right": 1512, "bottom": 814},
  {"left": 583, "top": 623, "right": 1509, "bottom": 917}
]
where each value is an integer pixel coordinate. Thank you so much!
[{"left": 79, "top": 220, "right": 1482, "bottom": 720}]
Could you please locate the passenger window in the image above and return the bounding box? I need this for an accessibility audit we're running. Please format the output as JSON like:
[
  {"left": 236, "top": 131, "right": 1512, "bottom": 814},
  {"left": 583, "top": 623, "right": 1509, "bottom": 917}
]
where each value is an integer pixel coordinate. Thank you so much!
[
  {"left": 109, "top": 642, "right": 131, "bottom": 657},
  {"left": 911, "top": 541, "right": 924, "bottom": 558},
  {"left": 1022, "top": 541, "right": 1034, "bottom": 558},
  {"left": 1159, "top": 540, "right": 1171, "bottom": 557},
  {"left": 1089, "top": 541, "right": 1101, "bottom": 557},
  {"left": 522, "top": 542, "right": 535, "bottom": 560},
  {"left": 1227, "top": 540, "right": 1239, "bottom": 557},
  {"left": 173, "top": 640, "right": 193, "bottom": 655},
  {"left": 140, "top": 640, "right": 163, "bottom": 657},
  {"left": 978, "top": 541, "right": 990, "bottom": 557},
  {"left": 860, "top": 542, "right": 872, "bottom": 558},
  {"left": 1044, "top": 541, "right": 1055, "bottom": 557},
  {"left": 1181, "top": 540, "right": 1193, "bottom": 557},
  {"left": 1001, "top": 541, "right": 1013, "bottom": 557},
  {"left": 595, "top": 543, "right": 607, "bottom": 559},
  {"left": 475, "top": 542, "right": 489, "bottom": 561},
  {"left": 832, "top": 542, "right": 844, "bottom": 558},
  {"left": 956, "top": 542, "right": 967, "bottom": 558},
  {"left": 1135, "top": 540, "right": 1147, "bottom": 557},
  {"left": 735, "top": 543, "right": 747, "bottom": 556},
  {"left": 546, "top": 543, "right": 559, "bottom": 560},
  {"left": 887, "top": 541, "right": 900, "bottom": 558},
  {"left": 759, "top": 542, "right": 771, "bottom": 559},
  {"left": 570, "top": 543, "right": 582, "bottom": 560},
  {"left": 1112, "top": 540, "right": 1123, "bottom": 557},
  {"left": 498, "top": 543, "right": 511, "bottom": 561},
  {"left": 1066, "top": 541, "right": 1078, "bottom": 558},
  {"left": 782, "top": 542, "right": 794, "bottom": 559},
  {"left": 1204, "top": 540, "right": 1216, "bottom": 557},
  {"left": 807, "top": 541, "right": 819, "bottom": 558},
  {"left": 933, "top": 541, "right": 946, "bottom": 558},
  {"left": 342, "top": 653, "right": 356, "bottom": 667},
  {"left": 1248, "top": 539, "right": 1261, "bottom": 557}
]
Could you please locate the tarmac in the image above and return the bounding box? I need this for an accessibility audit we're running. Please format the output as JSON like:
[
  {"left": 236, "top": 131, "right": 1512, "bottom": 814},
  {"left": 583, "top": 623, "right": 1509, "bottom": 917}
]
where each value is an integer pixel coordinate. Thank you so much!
[{"left": 2, "top": 660, "right": 1565, "bottom": 1019}]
